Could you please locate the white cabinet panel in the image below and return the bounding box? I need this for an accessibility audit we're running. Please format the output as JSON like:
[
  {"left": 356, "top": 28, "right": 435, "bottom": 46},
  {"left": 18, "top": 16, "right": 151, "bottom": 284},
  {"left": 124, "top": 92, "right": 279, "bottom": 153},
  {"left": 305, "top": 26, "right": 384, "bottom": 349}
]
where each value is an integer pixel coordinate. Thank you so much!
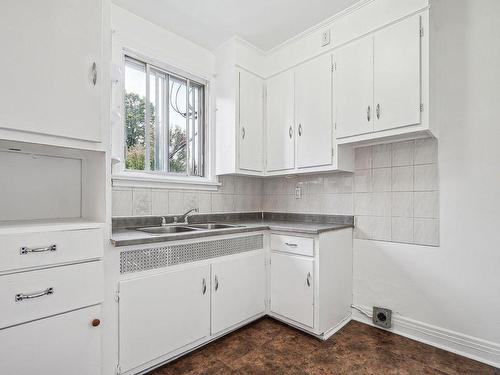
[
  {"left": 0, "top": 305, "right": 102, "bottom": 375},
  {"left": 239, "top": 70, "right": 264, "bottom": 172},
  {"left": 374, "top": 15, "right": 421, "bottom": 131},
  {"left": 295, "top": 54, "right": 333, "bottom": 168},
  {"left": 119, "top": 265, "right": 210, "bottom": 373},
  {"left": 335, "top": 37, "right": 374, "bottom": 138},
  {"left": 0, "top": 0, "right": 102, "bottom": 142},
  {"left": 271, "top": 252, "right": 314, "bottom": 327},
  {"left": 270, "top": 234, "right": 314, "bottom": 257},
  {"left": 211, "top": 251, "right": 266, "bottom": 334},
  {"left": 266, "top": 70, "right": 295, "bottom": 171}
]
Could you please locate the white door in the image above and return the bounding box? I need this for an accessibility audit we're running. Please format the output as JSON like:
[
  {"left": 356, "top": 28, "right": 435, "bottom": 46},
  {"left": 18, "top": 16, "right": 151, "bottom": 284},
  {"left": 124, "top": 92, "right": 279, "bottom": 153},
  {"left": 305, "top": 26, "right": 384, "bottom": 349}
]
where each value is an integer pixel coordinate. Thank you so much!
[
  {"left": 334, "top": 37, "right": 374, "bottom": 138},
  {"left": 295, "top": 54, "right": 333, "bottom": 168},
  {"left": 374, "top": 14, "right": 422, "bottom": 131},
  {"left": 270, "top": 252, "right": 314, "bottom": 328},
  {"left": 0, "top": 305, "right": 102, "bottom": 375},
  {"left": 239, "top": 70, "right": 264, "bottom": 172},
  {"left": 0, "top": 0, "right": 102, "bottom": 142},
  {"left": 266, "top": 70, "right": 295, "bottom": 172},
  {"left": 211, "top": 251, "right": 266, "bottom": 334},
  {"left": 119, "top": 265, "right": 210, "bottom": 373}
]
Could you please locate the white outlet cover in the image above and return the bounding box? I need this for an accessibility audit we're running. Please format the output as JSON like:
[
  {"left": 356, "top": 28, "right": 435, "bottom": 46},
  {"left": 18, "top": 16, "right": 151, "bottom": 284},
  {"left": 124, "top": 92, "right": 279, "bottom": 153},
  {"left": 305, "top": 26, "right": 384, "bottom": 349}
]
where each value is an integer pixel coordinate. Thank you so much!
[
  {"left": 295, "top": 187, "right": 302, "bottom": 199},
  {"left": 321, "top": 29, "right": 331, "bottom": 47}
]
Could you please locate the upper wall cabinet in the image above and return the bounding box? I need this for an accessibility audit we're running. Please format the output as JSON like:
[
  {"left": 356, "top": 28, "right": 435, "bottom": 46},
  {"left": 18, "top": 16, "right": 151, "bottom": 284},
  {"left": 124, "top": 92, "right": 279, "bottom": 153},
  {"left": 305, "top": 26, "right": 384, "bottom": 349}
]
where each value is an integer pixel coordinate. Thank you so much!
[
  {"left": 0, "top": 0, "right": 103, "bottom": 147},
  {"left": 335, "top": 14, "right": 429, "bottom": 143}
]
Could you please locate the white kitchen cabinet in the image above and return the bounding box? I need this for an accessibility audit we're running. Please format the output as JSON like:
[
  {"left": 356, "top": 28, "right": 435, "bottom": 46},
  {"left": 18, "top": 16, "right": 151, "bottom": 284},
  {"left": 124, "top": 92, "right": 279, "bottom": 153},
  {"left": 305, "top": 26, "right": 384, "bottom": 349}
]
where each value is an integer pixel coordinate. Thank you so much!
[
  {"left": 211, "top": 250, "right": 266, "bottom": 334},
  {"left": 0, "top": 0, "right": 103, "bottom": 144},
  {"left": 266, "top": 70, "right": 295, "bottom": 172},
  {"left": 334, "top": 37, "right": 374, "bottom": 138},
  {"left": 270, "top": 252, "right": 314, "bottom": 327},
  {"left": 0, "top": 305, "right": 102, "bottom": 375},
  {"left": 374, "top": 14, "right": 422, "bottom": 132},
  {"left": 295, "top": 54, "right": 333, "bottom": 169},
  {"left": 119, "top": 265, "right": 210, "bottom": 373},
  {"left": 239, "top": 70, "right": 265, "bottom": 172}
]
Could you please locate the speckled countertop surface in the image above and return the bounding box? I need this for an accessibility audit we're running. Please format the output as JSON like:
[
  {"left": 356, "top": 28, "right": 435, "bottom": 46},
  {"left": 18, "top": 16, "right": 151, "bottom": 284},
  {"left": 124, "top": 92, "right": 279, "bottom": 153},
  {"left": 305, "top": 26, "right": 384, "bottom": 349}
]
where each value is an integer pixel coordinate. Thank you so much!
[{"left": 111, "top": 212, "right": 354, "bottom": 247}]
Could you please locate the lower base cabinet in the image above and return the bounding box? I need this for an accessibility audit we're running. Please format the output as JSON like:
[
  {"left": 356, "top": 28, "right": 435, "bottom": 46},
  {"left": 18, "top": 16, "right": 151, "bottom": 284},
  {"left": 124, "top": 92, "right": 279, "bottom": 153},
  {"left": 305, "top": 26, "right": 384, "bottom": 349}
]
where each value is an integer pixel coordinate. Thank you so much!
[
  {"left": 119, "top": 265, "right": 211, "bottom": 373},
  {"left": 211, "top": 250, "right": 266, "bottom": 334},
  {"left": 0, "top": 305, "right": 102, "bottom": 375}
]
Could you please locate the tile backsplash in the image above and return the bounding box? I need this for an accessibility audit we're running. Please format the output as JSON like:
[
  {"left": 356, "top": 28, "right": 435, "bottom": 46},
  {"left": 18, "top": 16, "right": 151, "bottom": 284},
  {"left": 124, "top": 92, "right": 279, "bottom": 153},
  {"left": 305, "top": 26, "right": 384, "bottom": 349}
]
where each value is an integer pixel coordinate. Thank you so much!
[
  {"left": 112, "top": 138, "right": 439, "bottom": 246},
  {"left": 112, "top": 176, "right": 263, "bottom": 216}
]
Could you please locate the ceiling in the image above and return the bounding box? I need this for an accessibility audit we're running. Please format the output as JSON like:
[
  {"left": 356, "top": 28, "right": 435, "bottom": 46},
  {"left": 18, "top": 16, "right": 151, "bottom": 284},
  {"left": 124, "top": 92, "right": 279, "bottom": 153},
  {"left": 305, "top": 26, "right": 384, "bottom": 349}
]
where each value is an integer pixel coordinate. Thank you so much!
[{"left": 112, "top": 0, "right": 361, "bottom": 51}]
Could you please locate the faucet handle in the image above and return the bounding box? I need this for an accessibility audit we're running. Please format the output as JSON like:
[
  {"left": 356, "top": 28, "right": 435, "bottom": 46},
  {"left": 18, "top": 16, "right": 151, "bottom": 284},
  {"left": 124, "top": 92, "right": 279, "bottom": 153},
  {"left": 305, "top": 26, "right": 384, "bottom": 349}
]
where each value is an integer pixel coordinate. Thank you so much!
[{"left": 161, "top": 217, "right": 167, "bottom": 226}]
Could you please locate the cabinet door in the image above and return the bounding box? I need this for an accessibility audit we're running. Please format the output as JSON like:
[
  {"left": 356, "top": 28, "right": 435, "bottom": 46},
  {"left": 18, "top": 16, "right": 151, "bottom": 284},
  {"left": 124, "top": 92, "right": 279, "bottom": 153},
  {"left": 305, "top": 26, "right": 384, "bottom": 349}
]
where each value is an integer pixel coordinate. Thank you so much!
[
  {"left": 270, "top": 252, "right": 314, "bottom": 328},
  {"left": 334, "top": 37, "right": 374, "bottom": 138},
  {"left": 295, "top": 54, "right": 333, "bottom": 168},
  {"left": 211, "top": 251, "right": 266, "bottom": 334},
  {"left": 239, "top": 70, "right": 264, "bottom": 172},
  {"left": 266, "top": 70, "right": 295, "bottom": 171},
  {"left": 0, "top": 1, "right": 102, "bottom": 142},
  {"left": 374, "top": 15, "right": 421, "bottom": 131},
  {"left": 119, "top": 265, "right": 210, "bottom": 373},
  {"left": 0, "top": 305, "right": 101, "bottom": 375}
]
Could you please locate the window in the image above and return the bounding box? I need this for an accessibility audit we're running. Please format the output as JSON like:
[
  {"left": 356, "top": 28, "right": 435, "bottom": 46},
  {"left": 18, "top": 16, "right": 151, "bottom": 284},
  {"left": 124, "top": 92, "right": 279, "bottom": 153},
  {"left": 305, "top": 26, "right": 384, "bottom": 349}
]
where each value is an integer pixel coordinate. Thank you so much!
[{"left": 124, "top": 56, "right": 205, "bottom": 177}]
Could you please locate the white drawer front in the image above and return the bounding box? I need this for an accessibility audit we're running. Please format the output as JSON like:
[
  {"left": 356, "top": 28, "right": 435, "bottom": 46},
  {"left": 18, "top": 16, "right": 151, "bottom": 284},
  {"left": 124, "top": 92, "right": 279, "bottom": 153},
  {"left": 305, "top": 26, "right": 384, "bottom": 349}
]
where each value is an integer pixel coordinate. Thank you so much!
[
  {"left": 0, "top": 228, "right": 103, "bottom": 273},
  {"left": 270, "top": 234, "right": 314, "bottom": 256},
  {"left": 0, "top": 305, "right": 102, "bottom": 375},
  {"left": 0, "top": 261, "right": 103, "bottom": 329}
]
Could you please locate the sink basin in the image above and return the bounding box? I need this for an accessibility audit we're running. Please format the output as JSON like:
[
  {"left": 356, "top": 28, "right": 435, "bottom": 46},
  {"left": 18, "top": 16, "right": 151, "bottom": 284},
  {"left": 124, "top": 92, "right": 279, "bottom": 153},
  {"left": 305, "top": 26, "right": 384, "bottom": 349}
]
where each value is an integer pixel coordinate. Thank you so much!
[
  {"left": 187, "top": 223, "right": 243, "bottom": 230},
  {"left": 136, "top": 226, "right": 199, "bottom": 234}
]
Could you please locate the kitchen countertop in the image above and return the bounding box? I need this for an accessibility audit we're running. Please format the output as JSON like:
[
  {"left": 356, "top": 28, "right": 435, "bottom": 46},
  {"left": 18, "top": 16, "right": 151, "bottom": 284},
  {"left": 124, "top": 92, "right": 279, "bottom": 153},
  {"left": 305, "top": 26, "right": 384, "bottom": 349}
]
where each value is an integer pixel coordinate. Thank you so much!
[{"left": 111, "top": 213, "right": 354, "bottom": 247}]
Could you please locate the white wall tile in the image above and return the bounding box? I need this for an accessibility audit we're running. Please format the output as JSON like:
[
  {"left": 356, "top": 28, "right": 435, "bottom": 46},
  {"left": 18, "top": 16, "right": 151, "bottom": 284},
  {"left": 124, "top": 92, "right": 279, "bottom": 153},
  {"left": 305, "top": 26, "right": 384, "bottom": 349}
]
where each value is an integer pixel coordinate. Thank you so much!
[
  {"left": 354, "top": 216, "right": 372, "bottom": 239},
  {"left": 321, "top": 194, "right": 354, "bottom": 215},
  {"left": 372, "top": 168, "right": 391, "bottom": 192},
  {"left": 183, "top": 192, "right": 199, "bottom": 211},
  {"left": 372, "top": 144, "right": 391, "bottom": 168},
  {"left": 372, "top": 192, "right": 391, "bottom": 216},
  {"left": 354, "top": 169, "right": 372, "bottom": 193},
  {"left": 371, "top": 217, "right": 391, "bottom": 241},
  {"left": 414, "top": 218, "right": 439, "bottom": 246},
  {"left": 392, "top": 192, "right": 413, "bottom": 217},
  {"left": 414, "top": 191, "right": 439, "bottom": 218},
  {"left": 198, "top": 193, "right": 212, "bottom": 213},
  {"left": 132, "top": 189, "right": 152, "bottom": 216},
  {"left": 323, "top": 173, "right": 353, "bottom": 193},
  {"left": 414, "top": 137, "right": 438, "bottom": 165},
  {"left": 218, "top": 176, "right": 235, "bottom": 194},
  {"left": 354, "top": 146, "right": 372, "bottom": 170},
  {"left": 414, "top": 164, "right": 438, "bottom": 191},
  {"left": 112, "top": 189, "right": 132, "bottom": 216},
  {"left": 392, "top": 217, "right": 414, "bottom": 243},
  {"left": 354, "top": 193, "right": 372, "bottom": 216},
  {"left": 392, "top": 166, "right": 414, "bottom": 191},
  {"left": 212, "top": 193, "right": 234, "bottom": 213},
  {"left": 392, "top": 141, "right": 414, "bottom": 166},
  {"left": 168, "top": 191, "right": 184, "bottom": 214},
  {"left": 151, "top": 190, "right": 169, "bottom": 215}
]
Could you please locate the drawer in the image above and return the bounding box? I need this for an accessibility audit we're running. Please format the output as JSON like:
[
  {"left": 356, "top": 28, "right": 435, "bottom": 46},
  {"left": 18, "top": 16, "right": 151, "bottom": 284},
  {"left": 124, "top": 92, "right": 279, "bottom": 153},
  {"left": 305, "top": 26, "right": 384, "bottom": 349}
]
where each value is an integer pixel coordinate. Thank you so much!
[
  {"left": 0, "top": 305, "right": 102, "bottom": 375},
  {"left": 0, "top": 261, "right": 103, "bottom": 329},
  {"left": 270, "top": 234, "right": 314, "bottom": 257},
  {"left": 0, "top": 228, "right": 103, "bottom": 273}
]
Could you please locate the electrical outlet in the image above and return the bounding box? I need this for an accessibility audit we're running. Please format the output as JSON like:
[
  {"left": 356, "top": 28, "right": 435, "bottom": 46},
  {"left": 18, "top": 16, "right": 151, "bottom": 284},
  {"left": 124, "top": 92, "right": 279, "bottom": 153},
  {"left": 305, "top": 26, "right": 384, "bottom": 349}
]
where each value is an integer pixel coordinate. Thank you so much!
[
  {"left": 373, "top": 306, "right": 392, "bottom": 329},
  {"left": 321, "top": 29, "right": 331, "bottom": 47},
  {"left": 294, "top": 187, "right": 302, "bottom": 199}
]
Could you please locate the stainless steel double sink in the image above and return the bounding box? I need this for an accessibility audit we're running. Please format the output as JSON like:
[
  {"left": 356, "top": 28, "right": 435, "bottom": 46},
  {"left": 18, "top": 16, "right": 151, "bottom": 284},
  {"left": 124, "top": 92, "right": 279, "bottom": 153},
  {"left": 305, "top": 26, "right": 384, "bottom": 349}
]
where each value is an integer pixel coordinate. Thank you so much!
[{"left": 136, "top": 223, "right": 242, "bottom": 235}]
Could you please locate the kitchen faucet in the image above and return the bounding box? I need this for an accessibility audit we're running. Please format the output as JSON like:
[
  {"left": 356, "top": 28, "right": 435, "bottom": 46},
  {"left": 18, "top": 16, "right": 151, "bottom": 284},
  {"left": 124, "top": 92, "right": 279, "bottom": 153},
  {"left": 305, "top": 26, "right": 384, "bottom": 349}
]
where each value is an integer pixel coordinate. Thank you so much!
[{"left": 174, "top": 208, "right": 199, "bottom": 224}]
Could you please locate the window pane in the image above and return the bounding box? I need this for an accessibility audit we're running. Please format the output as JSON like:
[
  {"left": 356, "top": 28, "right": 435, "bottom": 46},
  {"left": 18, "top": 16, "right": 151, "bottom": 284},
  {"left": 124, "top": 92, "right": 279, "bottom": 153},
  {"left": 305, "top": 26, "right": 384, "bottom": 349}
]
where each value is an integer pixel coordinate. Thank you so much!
[
  {"left": 168, "top": 76, "right": 187, "bottom": 174},
  {"left": 124, "top": 59, "right": 147, "bottom": 171},
  {"left": 189, "top": 82, "right": 204, "bottom": 176}
]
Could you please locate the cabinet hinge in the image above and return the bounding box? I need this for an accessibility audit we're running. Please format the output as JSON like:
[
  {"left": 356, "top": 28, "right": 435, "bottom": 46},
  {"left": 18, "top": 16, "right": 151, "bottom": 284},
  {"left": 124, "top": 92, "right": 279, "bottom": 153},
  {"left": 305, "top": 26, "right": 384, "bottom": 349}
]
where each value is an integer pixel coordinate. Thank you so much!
[
  {"left": 115, "top": 290, "right": 120, "bottom": 303},
  {"left": 420, "top": 103, "right": 424, "bottom": 112},
  {"left": 331, "top": 62, "right": 337, "bottom": 72},
  {"left": 116, "top": 364, "right": 122, "bottom": 375},
  {"left": 420, "top": 27, "right": 424, "bottom": 37}
]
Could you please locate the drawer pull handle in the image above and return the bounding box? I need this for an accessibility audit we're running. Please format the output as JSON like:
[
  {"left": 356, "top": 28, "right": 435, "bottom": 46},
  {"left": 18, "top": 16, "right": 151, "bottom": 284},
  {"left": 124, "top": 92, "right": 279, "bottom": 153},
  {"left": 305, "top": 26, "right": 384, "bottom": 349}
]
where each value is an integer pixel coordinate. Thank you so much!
[
  {"left": 214, "top": 275, "right": 219, "bottom": 291},
  {"left": 202, "top": 278, "right": 207, "bottom": 295},
  {"left": 20, "top": 244, "right": 57, "bottom": 255},
  {"left": 284, "top": 242, "right": 298, "bottom": 247},
  {"left": 306, "top": 272, "right": 311, "bottom": 287},
  {"left": 15, "top": 287, "right": 54, "bottom": 302}
]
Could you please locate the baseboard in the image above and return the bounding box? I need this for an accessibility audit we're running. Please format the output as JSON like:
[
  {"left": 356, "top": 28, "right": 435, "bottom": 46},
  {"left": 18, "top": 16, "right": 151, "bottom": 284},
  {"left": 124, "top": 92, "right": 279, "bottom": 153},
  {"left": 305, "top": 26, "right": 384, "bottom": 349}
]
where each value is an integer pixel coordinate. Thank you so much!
[
  {"left": 322, "top": 313, "right": 352, "bottom": 340},
  {"left": 351, "top": 305, "right": 500, "bottom": 369}
]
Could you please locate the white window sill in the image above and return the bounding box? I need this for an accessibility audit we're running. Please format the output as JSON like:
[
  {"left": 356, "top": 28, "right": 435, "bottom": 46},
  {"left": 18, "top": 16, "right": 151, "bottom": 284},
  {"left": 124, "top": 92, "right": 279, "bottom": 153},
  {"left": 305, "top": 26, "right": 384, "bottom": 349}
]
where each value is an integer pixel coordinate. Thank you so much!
[{"left": 112, "top": 172, "right": 221, "bottom": 191}]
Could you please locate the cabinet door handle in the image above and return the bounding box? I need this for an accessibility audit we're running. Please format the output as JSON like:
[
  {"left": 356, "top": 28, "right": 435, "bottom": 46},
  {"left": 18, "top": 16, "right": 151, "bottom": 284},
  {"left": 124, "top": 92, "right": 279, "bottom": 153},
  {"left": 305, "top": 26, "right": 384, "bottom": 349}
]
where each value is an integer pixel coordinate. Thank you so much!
[
  {"left": 306, "top": 272, "right": 311, "bottom": 287},
  {"left": 289, "top": 126, "right": 293, "bottom": 139},
  {"left": 298, "top": 124, "right": 302, "bottom": 136},
  {"left": 15, "top": 287, "right": 54, "bottom": 302},
  {"left": 214, "top": 275, "right": 219, "bottom": 291},
  {"left": 284, "top": 242, "right": 298, "bottom": 247},
  {"left": 241, "top": 126, "right": 246, "bottom": 139},
  {"left": 376, "top": 104, "right": 381, "bottom": 119},
  {"left": 202, "top": 278, "right": 207, "bottom": 295},
  {"left": 20, "top": 244, "right": 56, "bottom": 255},
  {"left": 367, "top": 106, "right": 371, "bottom": 122},
  {"left": 91, "top": 62, "right": 97, "bottom": 86}
]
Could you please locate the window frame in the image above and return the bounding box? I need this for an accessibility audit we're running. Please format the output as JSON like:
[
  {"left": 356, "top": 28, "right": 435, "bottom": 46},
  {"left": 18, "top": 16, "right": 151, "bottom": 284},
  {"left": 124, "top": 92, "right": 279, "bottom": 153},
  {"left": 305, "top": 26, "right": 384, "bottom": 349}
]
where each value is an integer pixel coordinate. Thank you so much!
[{"left": 112, "top": 47, "right": 221, "bottom": 191}]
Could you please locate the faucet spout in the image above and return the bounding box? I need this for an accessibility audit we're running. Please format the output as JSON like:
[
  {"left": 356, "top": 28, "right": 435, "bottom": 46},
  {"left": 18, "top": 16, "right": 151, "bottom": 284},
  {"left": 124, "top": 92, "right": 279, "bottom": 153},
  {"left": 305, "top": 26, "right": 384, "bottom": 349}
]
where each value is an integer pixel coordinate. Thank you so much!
[{"left": 174, "top": 208, "right": 199, "bottom": 224}]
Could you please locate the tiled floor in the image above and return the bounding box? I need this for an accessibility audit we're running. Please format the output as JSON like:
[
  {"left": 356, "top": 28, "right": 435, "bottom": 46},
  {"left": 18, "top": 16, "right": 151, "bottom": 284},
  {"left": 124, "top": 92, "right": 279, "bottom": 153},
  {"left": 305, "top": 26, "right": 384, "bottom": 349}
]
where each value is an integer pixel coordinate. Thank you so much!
[{"left": 149, "top": 318, "right": 499, "bottom": 375}]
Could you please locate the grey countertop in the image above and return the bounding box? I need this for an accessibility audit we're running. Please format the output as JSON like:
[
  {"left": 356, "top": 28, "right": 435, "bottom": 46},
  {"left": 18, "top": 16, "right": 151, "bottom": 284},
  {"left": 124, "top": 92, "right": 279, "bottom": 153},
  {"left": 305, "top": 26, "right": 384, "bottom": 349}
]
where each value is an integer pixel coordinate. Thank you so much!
[{"left": 111, "top": 215, "right": 353, "bottom": 247}]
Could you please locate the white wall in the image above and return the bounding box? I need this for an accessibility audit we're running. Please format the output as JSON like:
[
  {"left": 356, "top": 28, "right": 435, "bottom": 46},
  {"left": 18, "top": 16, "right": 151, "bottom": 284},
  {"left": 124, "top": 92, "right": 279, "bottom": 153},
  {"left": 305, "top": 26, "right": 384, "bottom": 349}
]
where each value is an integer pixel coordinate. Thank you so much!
[{"left": 353, "top": 0, "right": 500, "bottom": 366}]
